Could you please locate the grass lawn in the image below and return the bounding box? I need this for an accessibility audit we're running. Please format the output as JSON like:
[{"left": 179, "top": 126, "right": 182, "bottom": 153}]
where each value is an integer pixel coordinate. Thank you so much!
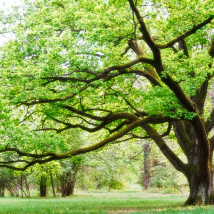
[{"left": 0, "top": 191, "right": 214, "bottom": 214}]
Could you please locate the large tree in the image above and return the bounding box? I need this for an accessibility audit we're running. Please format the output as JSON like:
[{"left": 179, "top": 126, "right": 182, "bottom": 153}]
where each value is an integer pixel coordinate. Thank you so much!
[{"left": 0, "top": 0, "right": 214, "bottom": 205}]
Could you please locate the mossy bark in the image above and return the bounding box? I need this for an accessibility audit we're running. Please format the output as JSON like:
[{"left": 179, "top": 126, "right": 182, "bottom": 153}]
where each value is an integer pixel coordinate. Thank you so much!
[
  {"left": 184, "top": 173, "right": 214, "bottom": 205},
  {"left": 184, "top": 141, "right": 214, "bottom": 205},
  {"left": 183, "top": 117, "right": 214, "bottom": 205}
]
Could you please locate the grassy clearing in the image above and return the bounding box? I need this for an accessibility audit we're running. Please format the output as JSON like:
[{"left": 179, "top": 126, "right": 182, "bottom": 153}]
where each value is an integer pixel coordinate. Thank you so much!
[{"left": 0, "top": 191, "right": 213, "bottom": 213}]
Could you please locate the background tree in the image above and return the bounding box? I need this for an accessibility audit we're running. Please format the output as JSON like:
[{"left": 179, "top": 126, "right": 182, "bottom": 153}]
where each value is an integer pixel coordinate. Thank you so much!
[
  {"left": 58, "top": 157, "right": 82, "bottom": 197},
  {"left": 142, "top": 141, "right": 151, "bottom": 190},
  {"left": 0, "top": 0, "right": 214, "bottom": 205}
]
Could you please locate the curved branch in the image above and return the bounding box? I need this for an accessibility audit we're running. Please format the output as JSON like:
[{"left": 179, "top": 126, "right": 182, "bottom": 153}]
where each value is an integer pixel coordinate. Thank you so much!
[
  {"left": 0, "top": 117, "right": 142, "bottom": 170},
  {"left": 20, "top": 83, "right": 91, "bottom": 106},
  {"left": 0, "top": 148, "right": 59, "bottom": 159},
  {"left": 0, "top": 160, "right": 30, "bottom": 164},
  {"left": 98, "top": 56, "right": 156, "bottom": 78},
  {"left": 62, "top": 69, "right": 98, "bottom": 77},
  {"left": 128, "top": 0, "right": 157, "bottom": 52},
  {"left": 61, "top": 106, "right": 139, "bottom": 122},
  {"left": 157, "top": 17, "right": 213, "bottom": 49},
  {"left": 51, "top": 117, "right": 124, "bottom": 133},
  {"left": 116, "top": 122, "right": 172, "bottom": 143},
  {"left": 0, "top": 157, "right": 55, "bottom": 171},
  {"left": 129, "top": 69, "right": 161, "bottom": 86},
  {"left": 142, "top": 123, "right": 187, "bottom": 173},
  {"left": 109, "top": 120, "right": 131, "bottom": 134},
  {"left": 0, "top": 114, "right": 173, "bottom": 171},
  {"left": 172, "top": 121, "right": 192, "bottom": 156},
  {"left": 42, "top": 77, "right": 91, "bottom": 83},
  {"left": 21, "top": 57, "right": 155, "bottom": 106},
  {"left": 102, "top": 68, "right": 161, "bottom": 86},
  {"left": 57, "top": 116, "right": 171, "bottom": 158}
]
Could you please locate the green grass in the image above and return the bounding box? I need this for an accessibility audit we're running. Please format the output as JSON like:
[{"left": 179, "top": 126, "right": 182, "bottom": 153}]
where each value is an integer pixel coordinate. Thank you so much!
[{"left": 0, "top": 191, "right": 213, "bottom": 214}]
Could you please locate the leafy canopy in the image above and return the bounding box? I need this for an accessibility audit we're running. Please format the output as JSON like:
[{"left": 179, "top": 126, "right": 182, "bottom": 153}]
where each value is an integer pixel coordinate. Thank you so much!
[{"left": 0, "top": 0, "right": 213, "bottom": 170}]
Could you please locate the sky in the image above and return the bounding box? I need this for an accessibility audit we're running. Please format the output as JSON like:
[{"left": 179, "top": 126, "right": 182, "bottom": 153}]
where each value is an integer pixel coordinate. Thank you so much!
[
  {"left": 1, "top": 0, "right": 22, "bottom": 8},
  {"left": 0, "top": 0, "right": 23, "bottom": 45}
]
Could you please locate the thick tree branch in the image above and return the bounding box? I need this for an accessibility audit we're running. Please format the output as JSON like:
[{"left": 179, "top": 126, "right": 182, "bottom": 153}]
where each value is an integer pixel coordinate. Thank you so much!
[
  {"left": 62, "top": 69, "right": 98, "bottom": 77},
  {"left": 191, "top": 115, "right": 211, "bottom": 181},
  {"left": 128, "top": 39, "right": 160, "bottom": 82},
  {"left": 109, "top": 120, "right": 131, "bottom": 134},
  {"left": 0, "top": 148, "right": 59, "bottom": 158},
  {"left": 102, "top": 68, "right": 161, "bottom": 86},
  {"left": 115, "top": 123, "right": 172, "bottom": 143},
  {"left": 142, "top": 123, "right": 187, "bottom": 173},
  {"left": 0, "top": 157, "right": 55, "bottom": 171},
  {"left": 21, "top": 57, "right": 156, "bottom": 106},
  {"left": 195, "top": 80, "right": 208, "bottom": 115},
  {"left": 172, "top": 121, "right": 192, "bottom": 156},
  {"left": 42, "top": 77, "right": 91, "bottom": 83},
  {"left": 178, "top": 39, "right": 189, "bottom": 58},
  {"left": 159, "top": 74, "right": 196, "bottom": 112},
  {"left": 128, "top": 0, "right": 157, "bottom": 53},
  {"left": 98, "top": 56, "right": 156, "bottom": 79},
  {"left": 128, "top": 39, "right": 145, "bottom": 56},
  {"left": 61, "top": 107, "right": 138, "bottom": 122},
  {"left": 128, "top": 0, "right": 195, "bottom": 112},
  {"left": 0, "top": 116, "right": 159, "bottom": 170},
  {"left": 129, "top": 68, "right": 161, "bottom": 86}
]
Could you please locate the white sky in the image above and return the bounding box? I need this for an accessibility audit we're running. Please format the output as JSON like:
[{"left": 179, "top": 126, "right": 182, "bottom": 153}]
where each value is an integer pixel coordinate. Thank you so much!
[
  {"left": 1, "top": 0, "right": 22, "bottom": 7},
  {"left": 0, "top": 0, "right": 23, "bottom": 45}
]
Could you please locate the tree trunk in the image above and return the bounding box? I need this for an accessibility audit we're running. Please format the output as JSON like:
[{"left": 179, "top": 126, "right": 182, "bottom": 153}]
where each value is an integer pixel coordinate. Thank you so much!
[
  {"left": 0, "top": 181, "right": 5, "bottom": 197},
  {"left": 143, "top": 142, "right": 151, "bottom": 190},
  {"left": 183, "top": 117, "right": 214, "bottom": 205},
  {"left": 108, "top": 179, "right": 112, "bottom": 192},
  {"left": 184, "top": 143, "right": 214, "bottom": 205},
  {"left": 61, "top": 162, "right": 80, "bottom": 197},
  {"left": 40, "top": 176, "right": 47, "bottom": 197},
  {"left": 61, "top": 176, "right": 76, "bottom": 196},
  {"left": 184, "top": 172, "right": 214, "bottom": 205},
  {"left": 21, "top": 175, "right": 23, "bottom": 198},
  {"left": 24, "top": 176, "right": 31, "bottom": 198},
  {"left": 62, "top": 181, "right": 74, "bottom": 196},
  {"left": 50, "top": 173, "right": 56, "bottom": 197},
  {"left": 142, "top": 116, "right": 214, "bottom": 206}
]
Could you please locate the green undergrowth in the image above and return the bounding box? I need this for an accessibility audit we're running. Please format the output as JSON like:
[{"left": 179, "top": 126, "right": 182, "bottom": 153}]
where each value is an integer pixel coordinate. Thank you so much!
[{"left": 0, "top": 192, "right": 213, "bottom": 214}]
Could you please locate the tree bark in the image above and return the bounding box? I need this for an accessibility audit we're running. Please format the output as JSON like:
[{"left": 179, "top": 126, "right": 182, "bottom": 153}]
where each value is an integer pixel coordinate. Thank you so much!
[
  {"left": 21, "top": 175, "right": 23, "bottom": 198},
  {"left": 61, "top": 162, "right": 80, "bottom": 197},
  {"left": 183, "top": 116, "right": 214, "bottom": 205},
  {"left": 24, "top": 176, "right": 31, "bottom": 198},
  {"left": 184, "top": 171, "right": 214, "bottom": 205},
  {"left": 50, "top": 173, "right": 56, "bottom": 197},
  {"left": 142, "top": 118, "right": 214, "bottom": 205},
  {"left": 40, "top": 176, "right": 47, "bottom": 197},
  {"left": 143, "top": 142, "right": 151, "bottom": 190},
  {"left": 0, "top": 181, "right": 5, "bottom": 197}
]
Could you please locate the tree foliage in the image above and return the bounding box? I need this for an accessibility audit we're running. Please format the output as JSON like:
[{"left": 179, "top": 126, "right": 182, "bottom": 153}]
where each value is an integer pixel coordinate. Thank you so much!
[{"left": 0, "top": 0, "right": 214, "bottom": 205}]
